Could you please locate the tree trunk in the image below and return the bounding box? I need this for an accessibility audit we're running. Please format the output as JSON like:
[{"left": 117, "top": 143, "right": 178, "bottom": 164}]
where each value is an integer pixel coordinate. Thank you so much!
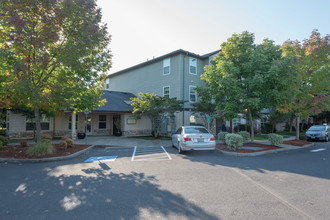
[
  {"left": 296, "top": 116, "right": 300, "bottom": 140},
  {"left": 249, "top": 110, "right": 254, "bottom": 142},
  {"left": 34, "top": 108, "right": 42, "bottom": 144}
]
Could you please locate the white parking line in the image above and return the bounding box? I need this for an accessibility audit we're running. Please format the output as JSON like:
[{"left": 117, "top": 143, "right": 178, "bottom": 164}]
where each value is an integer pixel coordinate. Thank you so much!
[
  {"left": 132, "top": 146, "right": 172, "bottom": 161},
  {"left": 310, "top": 148, "right": 326, "bottom": 152},
  {"left": 131, "top": 146, "right": 137, "bottom": 161}
]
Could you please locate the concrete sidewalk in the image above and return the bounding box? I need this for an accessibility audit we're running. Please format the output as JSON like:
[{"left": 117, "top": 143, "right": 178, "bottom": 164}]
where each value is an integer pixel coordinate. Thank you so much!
[{"left": 74, "top": 136, "right": 173, "bottom": 148}]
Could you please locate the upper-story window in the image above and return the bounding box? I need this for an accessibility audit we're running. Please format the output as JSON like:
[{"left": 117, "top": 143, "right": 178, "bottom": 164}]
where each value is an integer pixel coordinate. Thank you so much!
[
  {"left": 189, "top": 57, "right": 197, "bottom": 75},
  {"left": 163, "top": 86, "right": 170, "bottom": 98},
  {"left": 163, "top": 58, "right": 170, "bottom": 75},
  {"left": 189, "top": 85, "right": 197, "bottom": 103}
]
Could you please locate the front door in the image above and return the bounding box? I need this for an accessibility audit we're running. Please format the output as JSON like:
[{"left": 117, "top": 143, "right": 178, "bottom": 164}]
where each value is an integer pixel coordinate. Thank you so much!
[
  {"left": 113, "top": 115, "right": 121, "bottom": 136},
  {"left": 86, "top": 116, "right": 92, "bottom": 135}
]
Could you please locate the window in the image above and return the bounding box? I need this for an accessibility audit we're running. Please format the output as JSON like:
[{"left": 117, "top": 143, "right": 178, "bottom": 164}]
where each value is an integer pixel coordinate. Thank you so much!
[
  {"left": 163, "top": 58, "right": 170, "bottom": 75},
  {"left": 189, "top": 85, "right": 197, "bottom": 103},
  {"left": 105, "top": 78, "right": 110, "bottom": 89},
  {"left": 189, "top": 57, "right": 197, "bottom": 75},
  {"left": 68, "top": 115, "right": 78, "bottom": 130},
  {"left": 163, "top": 86, "right": 170, "bottom": 98},
  {"left": 99, "top": 115, "right": 107, "bottom": 129},
  {"left": 26, "top": 114, "right": 50, "bottom": 131}
]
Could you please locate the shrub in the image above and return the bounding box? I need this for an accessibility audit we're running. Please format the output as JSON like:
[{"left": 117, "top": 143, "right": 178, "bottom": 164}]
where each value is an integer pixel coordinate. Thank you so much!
[
  {"left": 0, "top": 142, "right": 3, "bottom": 150},
  {"left": 20, "top": 140, "right": 29, "bottom": 148},
  {"left": 234, "top": 124, "right": 251, "bottom": 133},
  {"left": 225, "top": 134, "right": 243, "bottom": 151},
  {"left": 0, "top": 136, "right": 9, "bottom": 146},
  {"left": 268, "top": 133, "right": 283, "bottom": 146},
  {"left": 27, "top": 142, "right": 54, "bottom": 156},
  {"left": 41, "top": 134, "right": 52, "bottom": 144},
  {"left": 59, "top": 140, "right": 68, "bottom": 149},
  {"left": 238, "top": 131, "right": 250, "bottom": 142},
  {"left": 261, "top": 123, "right": 273, "bottom": 133},
  {"left": 61, "top": 137, "right": 74, "bottom": 148},
  {"left": 217, "top": 132, "right": 228, "bottom": 141}
]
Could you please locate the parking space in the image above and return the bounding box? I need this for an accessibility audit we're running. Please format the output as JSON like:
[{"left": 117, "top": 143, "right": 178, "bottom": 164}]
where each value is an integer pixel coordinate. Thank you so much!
[{"left": 132, "top": 146, "right": 172, "bottom": 161}]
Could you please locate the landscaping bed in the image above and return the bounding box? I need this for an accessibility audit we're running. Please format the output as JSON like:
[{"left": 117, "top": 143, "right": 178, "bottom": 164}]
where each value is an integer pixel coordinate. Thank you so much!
[
  {"left": 216, "top": 139, "right": 311, "bottom": 153},
  {"left": 0, "top": 144, "right": 90, "bottom": 159}
]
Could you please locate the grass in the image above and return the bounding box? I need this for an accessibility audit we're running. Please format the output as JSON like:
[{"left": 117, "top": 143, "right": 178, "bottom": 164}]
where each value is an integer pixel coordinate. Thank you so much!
[{"left": 132, "top": 136, "right": 171, "bottom": 141}]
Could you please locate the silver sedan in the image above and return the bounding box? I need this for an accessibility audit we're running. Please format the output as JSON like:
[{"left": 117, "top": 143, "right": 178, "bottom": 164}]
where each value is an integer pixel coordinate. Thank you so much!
[{"left": 172, "top": 126, "right": 216, "bottom": 154}]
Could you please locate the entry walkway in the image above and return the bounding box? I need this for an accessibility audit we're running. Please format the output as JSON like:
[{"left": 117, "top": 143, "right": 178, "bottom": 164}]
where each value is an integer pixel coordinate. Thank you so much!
[{"left": 74, "top": 136, "right": 172, "bottom": 148}]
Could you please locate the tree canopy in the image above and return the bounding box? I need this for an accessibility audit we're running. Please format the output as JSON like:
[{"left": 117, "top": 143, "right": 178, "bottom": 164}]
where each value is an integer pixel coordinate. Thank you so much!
[
  {"left": 202, "top": 31, "right": 296, "bottom": 140},
  {"left": 0, "top": 0, "right": 111, "bottom": 142},
  {"left": 130, "top": 93, "right": 184, "bottom": 136},
  {"left": 279, "top": 30, "right": 330, "bottom": 139}
]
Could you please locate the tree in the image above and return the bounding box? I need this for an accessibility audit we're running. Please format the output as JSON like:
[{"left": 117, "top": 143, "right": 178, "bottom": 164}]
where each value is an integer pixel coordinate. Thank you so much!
[
  {"left": 280, "top": 30, "right": 330, "bottom": 139},
  {"left": 202, "top": 31, "right": 296, "bottom": 141},
  {"left": 191, "top": 86, "right": 218, "bottom": 133},
  {"left": 0, "top": 0, "right": 111, "bottom": 143},
  {"left": 130, "top": 93, "right": 183, "bottom": 137}
]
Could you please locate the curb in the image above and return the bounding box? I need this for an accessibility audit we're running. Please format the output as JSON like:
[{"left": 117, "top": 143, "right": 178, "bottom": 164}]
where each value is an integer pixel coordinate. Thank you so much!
[
  {"left": 0, "top": 145, "right": 94, "bottom": 164},
  {"left": 217, "top": 143, "right": 315, "bottom": 157}
]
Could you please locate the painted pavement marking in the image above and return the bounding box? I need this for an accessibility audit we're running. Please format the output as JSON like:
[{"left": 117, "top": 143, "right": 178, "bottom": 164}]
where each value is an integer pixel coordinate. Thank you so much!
[
  {"left": 310, "top": 148, "right": 326, "bottom": 153},
  {"left": 132, "top": 146, "right": 172, "bottom": 161},
  {"left": 84, "top": 156, "right": 117, "bottom": 163}
]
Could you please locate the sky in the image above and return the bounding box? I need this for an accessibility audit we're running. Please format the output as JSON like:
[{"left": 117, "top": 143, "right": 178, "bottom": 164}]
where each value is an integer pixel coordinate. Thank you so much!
[{"left": 97, "top": 0, "right": 330, "bottom": 74}]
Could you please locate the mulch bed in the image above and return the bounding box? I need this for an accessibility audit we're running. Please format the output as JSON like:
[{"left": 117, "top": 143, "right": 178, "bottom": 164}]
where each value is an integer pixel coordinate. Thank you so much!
[
  {"left": 216, "top": 140, "right": 311, "bottom": 153},
  {"left": 0, "top": 144, "right": 91, "bottom": 159},
  {"left": 283, "top": 140, "right": 312, "bottom": 146}
]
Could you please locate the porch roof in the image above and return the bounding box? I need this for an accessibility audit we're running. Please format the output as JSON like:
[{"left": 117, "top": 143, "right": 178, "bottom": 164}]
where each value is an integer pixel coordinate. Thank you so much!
[{"left": 94, "top": 91, "right": 136, "bottom": 113}]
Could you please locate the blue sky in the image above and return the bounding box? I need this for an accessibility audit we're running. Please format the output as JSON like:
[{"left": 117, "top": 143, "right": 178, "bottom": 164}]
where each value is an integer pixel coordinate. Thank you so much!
[{"left": 97, "top": 0, "right": 330, "bottom": 73}]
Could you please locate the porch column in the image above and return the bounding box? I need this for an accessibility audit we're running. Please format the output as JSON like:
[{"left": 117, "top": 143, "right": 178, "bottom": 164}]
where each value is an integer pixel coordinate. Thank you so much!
[{"left": 72, "top": 111, "right": 76, "bottom": 140}]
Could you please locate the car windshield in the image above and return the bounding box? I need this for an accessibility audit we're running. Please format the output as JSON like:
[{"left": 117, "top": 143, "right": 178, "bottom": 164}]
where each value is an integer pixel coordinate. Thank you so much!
[
  {"left": 185, "top": 127, "right": 209, "bottom": 134},
  {"left": 308, "top": 126, "right": 326, "bottom": 131}
]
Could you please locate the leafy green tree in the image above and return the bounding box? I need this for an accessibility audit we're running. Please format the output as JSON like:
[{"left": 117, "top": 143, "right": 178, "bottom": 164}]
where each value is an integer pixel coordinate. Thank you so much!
[
  {"left": 280, "top": 30, "right": 330, "bottom": 139},
  {"left": 130, "top": 93, "right": 183, "bottom": 137},
  {"left": 191, "top": 86, "right": 218, "bottom": 131},
  {"left": 0, "top": 0, "right": 111, "bottom": 143},
  {"left": 202, "top": 31, "right": 296, "bottom": 141}
]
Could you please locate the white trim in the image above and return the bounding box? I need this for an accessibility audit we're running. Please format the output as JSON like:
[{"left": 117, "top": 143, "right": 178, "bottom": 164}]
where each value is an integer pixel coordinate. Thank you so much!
[
  {"left": 163, "top": 58, "right": 170, "bottom": 75},
  {"left": 163, "top": 85, "right": 170, "bottom": 98},
  {"left": 189, "top": 85, "right": 197, "bottom": 103},
  {"left": 189, "top": 57, "right": 197, "bottom": 75}
]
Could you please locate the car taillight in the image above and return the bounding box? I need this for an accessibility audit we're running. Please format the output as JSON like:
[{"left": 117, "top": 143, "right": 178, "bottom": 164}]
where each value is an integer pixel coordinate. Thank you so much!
[
  {"left": 210, "top": 137, "right": 215, "bottom": 141},
  {"left": 184, "top": 137, "right": 192, "bottom": 141}
]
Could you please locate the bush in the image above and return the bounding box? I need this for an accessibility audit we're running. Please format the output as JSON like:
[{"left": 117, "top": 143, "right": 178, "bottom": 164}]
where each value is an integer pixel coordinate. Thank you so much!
[
  {"left": 20, "top": 140, "right": 29, "bottom": 148},
  {"left": 41, "top": 134, "right": 52, "bottom": 143},
  {"left": 225, "top": 134, "right": 243, "bottom": 151},
  {"left": 27, "top": 142, "right": 54, "bottom": 156},
  {"left": 59, "top": 140, "right": 68, "bottom": 149},
  {"left": 61, "top": 137, "right": 74, "bottom": 148},
  {"left": 238, "top": 131, "right": 250, "bottom": 142},
  {"left": 268, "top": 133, "right": 283, "bottom": 146},
  {"left": 234, "top": 124, "right": 251, "bottom": 133},
  {"left": 0, "top": 142, "right": 3, "bottom": 150},
  {"left": 217, "top": 132, "right": 228, "bottom": 141},
  {"left": 0, "top": 136, "right": 9, "bottom": 146},
  {"left": 261, "top": 123, "right": 273, "bottom": 133}
]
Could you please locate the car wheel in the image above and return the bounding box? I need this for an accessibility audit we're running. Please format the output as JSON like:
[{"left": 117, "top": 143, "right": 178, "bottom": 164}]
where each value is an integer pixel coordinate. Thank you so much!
[
  {"left": 172, "top": 140, "right": 176, "bottom": 148},
  {"left": 178, "top": 142, "right": 184, "bottom": 154}
]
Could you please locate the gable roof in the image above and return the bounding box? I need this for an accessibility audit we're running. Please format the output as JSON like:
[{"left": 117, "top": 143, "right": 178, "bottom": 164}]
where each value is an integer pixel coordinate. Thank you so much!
[
  {"left": 107, "top": 49, "right": 220, "bottom": 78},
  {"left": 94, "top": 91, "right": 135, "bottom": 112}
]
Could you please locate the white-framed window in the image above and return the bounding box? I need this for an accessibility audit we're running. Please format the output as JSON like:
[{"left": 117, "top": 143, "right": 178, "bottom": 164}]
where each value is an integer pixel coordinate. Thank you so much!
[
  {"left": 189, "top": 85, "right": 197, "bottom": 103},
  {"left": 99, "top": 115, "right": 107, "bottom": 129},
  {"left": 26, "top": 114, "right": 50, "bottom": 131},
  {"left": 68, "top": 115, "right": 78, "bottom": 130},
  {"left": 163, "top": 86, "right": 170, "bottom": 98},
  {"left": 105, "top": 78, "right": 110, "bottom": 89},
  {"left": 189, "top": 57, "right": 197, "bottom": 75},
  {"left": 163, "top": 58, "right": 170, "bottom": 75}
]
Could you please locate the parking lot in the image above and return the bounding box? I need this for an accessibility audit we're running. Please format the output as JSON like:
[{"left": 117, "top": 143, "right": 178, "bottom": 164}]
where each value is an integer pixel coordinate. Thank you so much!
[{"left": 1, "top": 140, "right": 330, "bottom": 220}]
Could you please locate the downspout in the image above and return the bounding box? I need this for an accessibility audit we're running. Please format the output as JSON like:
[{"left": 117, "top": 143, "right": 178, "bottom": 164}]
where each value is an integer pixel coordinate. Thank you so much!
[{"left": 182, "top": 53, "right": 188, "bottom": 126}]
